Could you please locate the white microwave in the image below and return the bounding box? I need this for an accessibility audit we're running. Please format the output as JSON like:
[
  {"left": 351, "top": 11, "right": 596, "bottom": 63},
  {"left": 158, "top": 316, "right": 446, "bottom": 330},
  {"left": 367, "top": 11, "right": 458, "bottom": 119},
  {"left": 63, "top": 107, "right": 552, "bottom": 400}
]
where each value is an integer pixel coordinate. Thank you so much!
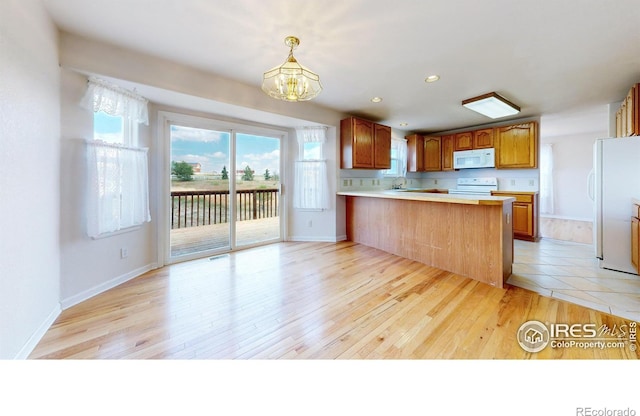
[{"left": 453, "top": 148, "right": 495, "bottom": 169}]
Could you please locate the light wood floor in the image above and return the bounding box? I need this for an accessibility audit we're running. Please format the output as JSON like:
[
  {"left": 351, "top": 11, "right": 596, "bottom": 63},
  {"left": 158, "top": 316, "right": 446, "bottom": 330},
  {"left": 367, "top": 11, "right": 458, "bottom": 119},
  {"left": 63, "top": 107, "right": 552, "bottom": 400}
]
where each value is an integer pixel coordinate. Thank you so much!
[{"left": 30, "top": 241, "right": 639, "bottom": 359}]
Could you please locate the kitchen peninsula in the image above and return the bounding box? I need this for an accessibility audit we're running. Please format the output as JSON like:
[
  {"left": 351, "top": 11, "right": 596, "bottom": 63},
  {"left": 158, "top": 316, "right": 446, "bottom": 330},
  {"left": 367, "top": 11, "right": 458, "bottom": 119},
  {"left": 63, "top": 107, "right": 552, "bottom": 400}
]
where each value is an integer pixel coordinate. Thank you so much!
[{"left": 337, "top": 190, "right": 515, "bottom": 288}]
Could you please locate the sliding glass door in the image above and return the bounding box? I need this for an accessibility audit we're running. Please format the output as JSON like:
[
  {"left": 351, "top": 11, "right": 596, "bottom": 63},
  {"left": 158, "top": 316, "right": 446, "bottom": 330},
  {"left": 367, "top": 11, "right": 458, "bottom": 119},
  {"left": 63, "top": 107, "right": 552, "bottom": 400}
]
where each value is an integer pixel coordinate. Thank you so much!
[
  {"left": 166, "top": 116, "right": 282, "bottom": 262},
  {"left": 235, "top": 132, "right": 281, "bottom": 247}
]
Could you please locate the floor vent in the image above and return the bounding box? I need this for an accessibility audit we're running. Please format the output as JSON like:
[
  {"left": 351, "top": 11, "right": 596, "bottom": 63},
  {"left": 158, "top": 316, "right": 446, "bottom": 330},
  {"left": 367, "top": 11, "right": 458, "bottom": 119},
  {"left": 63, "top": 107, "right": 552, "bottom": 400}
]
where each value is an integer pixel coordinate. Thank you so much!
[{"left": 209, "top": 254, "right": 230, "bottom": 261}]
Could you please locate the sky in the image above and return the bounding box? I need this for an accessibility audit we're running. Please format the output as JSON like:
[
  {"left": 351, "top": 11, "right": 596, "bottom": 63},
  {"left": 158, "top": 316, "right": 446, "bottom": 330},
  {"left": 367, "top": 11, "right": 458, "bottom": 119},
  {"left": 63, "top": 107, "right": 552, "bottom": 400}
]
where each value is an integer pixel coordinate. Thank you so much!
[
  {"left": 94, "top": 113, "right": 281, "bottom": 178},
  {"left": 170, "top": 125, "right": 280, "bottom": 177}
]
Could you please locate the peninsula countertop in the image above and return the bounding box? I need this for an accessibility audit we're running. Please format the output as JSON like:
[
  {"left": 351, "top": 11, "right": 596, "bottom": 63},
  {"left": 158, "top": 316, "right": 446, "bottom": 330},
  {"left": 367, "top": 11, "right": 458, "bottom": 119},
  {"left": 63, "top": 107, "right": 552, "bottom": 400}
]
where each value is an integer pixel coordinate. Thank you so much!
[{"left": 337, "top": 189, "right": 515, "bottom": 206}]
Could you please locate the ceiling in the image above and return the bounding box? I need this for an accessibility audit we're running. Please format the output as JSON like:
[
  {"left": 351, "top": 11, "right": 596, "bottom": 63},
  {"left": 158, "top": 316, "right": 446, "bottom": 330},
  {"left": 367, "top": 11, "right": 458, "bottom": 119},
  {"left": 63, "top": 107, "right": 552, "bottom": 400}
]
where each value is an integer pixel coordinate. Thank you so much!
[{"left": 43, "top": 0, "right": 640, "bottom": 134}]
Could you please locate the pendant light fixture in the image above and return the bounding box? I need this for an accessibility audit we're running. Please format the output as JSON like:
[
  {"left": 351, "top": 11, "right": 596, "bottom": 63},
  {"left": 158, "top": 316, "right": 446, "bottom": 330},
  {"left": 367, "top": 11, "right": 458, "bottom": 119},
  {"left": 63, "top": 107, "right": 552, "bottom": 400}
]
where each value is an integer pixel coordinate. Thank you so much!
[{"left": 262, "top": 36, "right": 322, "bottom": 102}]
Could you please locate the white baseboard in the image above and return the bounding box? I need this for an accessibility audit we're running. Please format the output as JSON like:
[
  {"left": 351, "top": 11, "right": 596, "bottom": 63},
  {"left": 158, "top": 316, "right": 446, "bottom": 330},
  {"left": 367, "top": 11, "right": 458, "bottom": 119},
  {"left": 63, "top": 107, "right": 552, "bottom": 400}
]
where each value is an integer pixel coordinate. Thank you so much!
[
  {"left": 288, "top": 235, "right": 345, "bottom": 243},
  {"left": 60, "top": 262, "right": 158, "bottom": 310},
  {"left": 15, "top": 304, "right": 61, "bottom": 360}
]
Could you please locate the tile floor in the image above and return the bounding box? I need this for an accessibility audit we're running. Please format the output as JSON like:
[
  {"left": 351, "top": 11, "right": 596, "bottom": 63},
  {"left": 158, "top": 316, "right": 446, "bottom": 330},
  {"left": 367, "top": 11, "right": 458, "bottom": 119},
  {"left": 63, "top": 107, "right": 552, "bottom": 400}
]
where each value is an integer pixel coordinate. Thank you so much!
[{"left": 509, "top": 238, "right": 640, "bottom": 322}]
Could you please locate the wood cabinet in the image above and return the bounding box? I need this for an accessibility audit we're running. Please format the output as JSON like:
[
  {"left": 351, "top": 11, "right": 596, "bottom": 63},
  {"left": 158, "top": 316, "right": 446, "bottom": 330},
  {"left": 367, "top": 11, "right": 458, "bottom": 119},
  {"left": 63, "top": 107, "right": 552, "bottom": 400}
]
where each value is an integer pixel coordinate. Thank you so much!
[
  {"left": 374, "top": 123, "right": 391, "bottom": 168},
  {"left": 454, "top": 129, "right": 494, "bottom": 151},
  {"left": 454, "top": 131, "right": 473, "bottom": 151},
  {"left": 341, "top": 117, "right": 391, "bottom": 169},
  {"left": 423, "top": 136, "right": 442, "bottom": 171},
  {"left": 632, "top": 202, "right": 640, "bottom": 273},
  {"left": 406, "top": 134, "right": 441, "bottom": 172},
  {"left": 616, "top": 83, "right": 639, "bottom": 137},
  {"left": 491, "top": 191, "right": 538, "bottom": 241},
  {"left": 474, "top": 128, "right": 494, "bottom": 148},
  {"left": 441, "top": 134, "right": 455, "bottom": 171},
  {"left": 495, "top": 121, "right": 538, "bottom": 169}
]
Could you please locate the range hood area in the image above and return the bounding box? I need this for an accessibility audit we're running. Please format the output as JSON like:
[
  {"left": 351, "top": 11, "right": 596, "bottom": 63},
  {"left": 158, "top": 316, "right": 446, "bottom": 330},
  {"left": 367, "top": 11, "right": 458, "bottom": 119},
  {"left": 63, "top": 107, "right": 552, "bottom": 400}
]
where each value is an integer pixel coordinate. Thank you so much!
[{"left": 453, "top": 148, "right": 496, "bottom": 169}]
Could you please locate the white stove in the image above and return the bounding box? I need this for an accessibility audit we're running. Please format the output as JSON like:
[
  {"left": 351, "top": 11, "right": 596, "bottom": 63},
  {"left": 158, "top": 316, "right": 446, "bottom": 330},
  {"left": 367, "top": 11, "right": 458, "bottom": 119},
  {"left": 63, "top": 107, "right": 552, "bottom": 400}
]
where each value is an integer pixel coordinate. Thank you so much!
[{"left": 448, "top": 177, "right": 498, "bottom": 195}]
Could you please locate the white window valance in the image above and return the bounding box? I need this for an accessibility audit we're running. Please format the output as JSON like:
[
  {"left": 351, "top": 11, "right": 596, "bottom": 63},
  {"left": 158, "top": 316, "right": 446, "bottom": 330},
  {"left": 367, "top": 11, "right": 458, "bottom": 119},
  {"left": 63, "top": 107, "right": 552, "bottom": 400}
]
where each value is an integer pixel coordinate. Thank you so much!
[
  {"left": 80, "top": 77, "right": 149, "bottom": 125},
  {"left": 297, "top": 126, "right": 327, "bottom": 144}
]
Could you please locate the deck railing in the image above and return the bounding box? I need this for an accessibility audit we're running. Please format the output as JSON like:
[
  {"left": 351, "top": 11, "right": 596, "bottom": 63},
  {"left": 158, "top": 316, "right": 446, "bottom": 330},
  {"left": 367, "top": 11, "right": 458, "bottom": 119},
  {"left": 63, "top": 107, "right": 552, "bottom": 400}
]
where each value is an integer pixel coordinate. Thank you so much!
[{"left": 171, "top": 189, "right": 279, "bottom": 229}]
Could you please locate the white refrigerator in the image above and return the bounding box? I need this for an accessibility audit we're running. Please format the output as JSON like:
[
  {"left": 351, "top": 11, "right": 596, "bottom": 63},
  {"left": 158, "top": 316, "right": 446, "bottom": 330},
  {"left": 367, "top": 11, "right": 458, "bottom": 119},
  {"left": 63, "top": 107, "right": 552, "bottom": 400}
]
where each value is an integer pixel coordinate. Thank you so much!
[{"left": 593, "top": 136, "right": 640, "bottom": 274}]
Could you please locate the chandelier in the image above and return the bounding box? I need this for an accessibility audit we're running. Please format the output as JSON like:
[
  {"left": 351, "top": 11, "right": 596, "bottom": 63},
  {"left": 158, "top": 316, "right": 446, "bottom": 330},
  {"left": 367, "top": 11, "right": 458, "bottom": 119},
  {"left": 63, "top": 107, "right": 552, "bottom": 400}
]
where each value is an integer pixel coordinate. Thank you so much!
[{"left": 262, "top": 36, "right": 322, "bottom": 102}]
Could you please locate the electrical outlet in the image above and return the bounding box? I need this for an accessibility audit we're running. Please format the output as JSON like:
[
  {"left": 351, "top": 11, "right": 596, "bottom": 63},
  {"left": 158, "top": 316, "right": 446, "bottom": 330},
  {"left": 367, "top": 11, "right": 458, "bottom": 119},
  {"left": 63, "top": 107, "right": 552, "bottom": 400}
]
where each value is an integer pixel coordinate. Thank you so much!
[
  {"left": 434, "top": 179, "right": 438, "bottom": 185},
  {"left": 529, "top": 179, "right": 535, "bottom": 186},
  {"left": 120, "top": 248, "right": 128, "bottom": 259},
  {"left": 510, "top": 179, "right": 516, "bottom": 186},
  {"left": 307, "top": 220, "right": 313, "bottom": 228},
  {"left": 343, "top": 179, "right": 348, "bottom": 187},
  {"left": 349, "top": 179, "right": 352, "bottom": 186},
  {"left": 360, "top": 179, "right": 363, "bottom": 186}
]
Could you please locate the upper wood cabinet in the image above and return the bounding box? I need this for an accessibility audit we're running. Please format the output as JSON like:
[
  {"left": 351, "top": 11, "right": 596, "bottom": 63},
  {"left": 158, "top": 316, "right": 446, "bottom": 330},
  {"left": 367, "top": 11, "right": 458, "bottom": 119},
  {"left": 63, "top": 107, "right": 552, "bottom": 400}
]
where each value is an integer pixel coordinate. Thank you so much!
[
  {"left": 616, "top": 83, "right": 639, "bottom": 137},
  {"left": 454, "top": 129, "right": 494, "bottom": 150},
  {"left": 374, "top": 123, "right": 391, "bottom": 169},
  {"left": 406, "top": 134, "right": 441, "bottom": 172},
  {"left": 423, "top": 136, "right": 442, "bottom": 171},
  {"left": 495, "top": 121, "right": 538, "bottom": 169},
  {"left": 473, "top": 128, "right": 494, "bottom": 148},
  {"left": 406, "top": 134, "right": 424, "bottom": 172},
  {"left": 454, "top": 131, "right": 473, "bottom": 151},
  {"left": 341, "top": 117, "right": 391, "bottom": 169},
  {"left": 441, "top": 134, "right": 455, "bottom": 171}
]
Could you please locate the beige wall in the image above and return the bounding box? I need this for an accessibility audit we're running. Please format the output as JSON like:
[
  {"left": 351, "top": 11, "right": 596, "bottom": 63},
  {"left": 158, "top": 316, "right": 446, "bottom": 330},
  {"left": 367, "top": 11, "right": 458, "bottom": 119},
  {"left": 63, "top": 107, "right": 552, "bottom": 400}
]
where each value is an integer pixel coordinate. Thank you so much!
[
  {"left": 0, "top": 0, "right": 61, "bottom": 359},
  {"left": 56, "top": 32, "right": 348, "bottom": 310}
]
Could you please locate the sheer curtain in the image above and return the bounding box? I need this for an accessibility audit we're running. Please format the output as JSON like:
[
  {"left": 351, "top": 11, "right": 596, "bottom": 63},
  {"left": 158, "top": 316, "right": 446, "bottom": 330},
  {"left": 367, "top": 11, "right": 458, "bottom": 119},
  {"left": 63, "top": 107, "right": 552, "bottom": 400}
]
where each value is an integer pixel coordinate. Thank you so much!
[
  {"left": 294, "top": 126, "right": 330, "bottom": 210},
  {"left": 86, "top": 142, "right": 150, "bottom": 237},
  {"left": 540, "top": 143, "right": 554, "bottom": 215},
  {"left": 384, "top": 137, "right": 407, "bottom": 177},
  {"left": 82, "top": 77, "right": 151, "bottom": 238}
]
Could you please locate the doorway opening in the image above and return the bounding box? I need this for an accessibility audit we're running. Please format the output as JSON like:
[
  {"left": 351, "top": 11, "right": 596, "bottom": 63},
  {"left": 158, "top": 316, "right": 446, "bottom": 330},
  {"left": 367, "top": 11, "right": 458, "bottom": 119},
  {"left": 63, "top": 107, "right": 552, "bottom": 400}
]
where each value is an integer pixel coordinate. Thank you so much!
[{"left": 164, "top": 114, "right": 283, "bottom": 263}]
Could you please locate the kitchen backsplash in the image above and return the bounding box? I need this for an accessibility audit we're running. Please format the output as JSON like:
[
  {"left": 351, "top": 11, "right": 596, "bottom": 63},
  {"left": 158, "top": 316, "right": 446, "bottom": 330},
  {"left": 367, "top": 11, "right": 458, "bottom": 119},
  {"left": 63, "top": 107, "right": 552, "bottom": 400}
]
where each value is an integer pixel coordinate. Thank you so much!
[{"left": 338, "top": 169, "right": 539, "bottom": 192}]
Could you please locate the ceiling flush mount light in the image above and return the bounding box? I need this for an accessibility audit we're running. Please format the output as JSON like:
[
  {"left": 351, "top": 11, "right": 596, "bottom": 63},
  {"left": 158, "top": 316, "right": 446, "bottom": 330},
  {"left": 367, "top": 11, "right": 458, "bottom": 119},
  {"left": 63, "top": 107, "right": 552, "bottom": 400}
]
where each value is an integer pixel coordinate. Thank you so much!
[
  {"left": 371, "top": 96, "right": 383, "bottom": 103},
  {"left": 425, "top": 75, "right": 440, "bottom": 83},
  {"left": 262, "top": 36, "right": 322, "bottom": 102},
  {"left": 462, "top": 92, "right": 520, "bottom": 119}
]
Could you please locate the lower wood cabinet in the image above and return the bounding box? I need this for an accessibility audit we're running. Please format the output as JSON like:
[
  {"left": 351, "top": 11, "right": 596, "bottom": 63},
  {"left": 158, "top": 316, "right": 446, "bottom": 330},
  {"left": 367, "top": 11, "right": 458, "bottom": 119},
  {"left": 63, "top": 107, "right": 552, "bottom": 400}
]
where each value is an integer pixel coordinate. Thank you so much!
[{"left": 491, "top": 191, "right": 539, "bottom": 241}]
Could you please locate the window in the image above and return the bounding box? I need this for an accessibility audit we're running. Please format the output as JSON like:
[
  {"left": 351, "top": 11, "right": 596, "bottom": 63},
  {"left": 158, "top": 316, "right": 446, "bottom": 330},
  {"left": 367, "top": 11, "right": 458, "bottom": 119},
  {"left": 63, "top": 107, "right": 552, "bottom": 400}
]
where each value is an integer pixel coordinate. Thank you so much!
[
  {"left": 93, "top": 111, "right": 135, "bottom": 145},
  {"left": 383, "top": 137, "right": 407, "bottom": 177},
  {"left": 539, "top": 143, "right": 554, "bottom": 215},
  {"left": 293, "top": 127, "right": 330, "bottom": 210},
  {"left": 81, "top": 77, "right": 151, "bottom": 238}
]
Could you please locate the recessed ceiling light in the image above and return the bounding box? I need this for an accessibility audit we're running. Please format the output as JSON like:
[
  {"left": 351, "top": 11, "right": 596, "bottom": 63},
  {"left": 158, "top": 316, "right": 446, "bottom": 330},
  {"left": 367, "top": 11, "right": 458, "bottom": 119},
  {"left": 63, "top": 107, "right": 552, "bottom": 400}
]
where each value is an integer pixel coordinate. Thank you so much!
[
  {"left": 399, "top": 122, "right": 408, "bottom": 127},
  {"left": 425, "top": 75, "right": 440, "bottom": 83},
  {"left": 371, "top": 97, "right": 383, "bottom": 103}
]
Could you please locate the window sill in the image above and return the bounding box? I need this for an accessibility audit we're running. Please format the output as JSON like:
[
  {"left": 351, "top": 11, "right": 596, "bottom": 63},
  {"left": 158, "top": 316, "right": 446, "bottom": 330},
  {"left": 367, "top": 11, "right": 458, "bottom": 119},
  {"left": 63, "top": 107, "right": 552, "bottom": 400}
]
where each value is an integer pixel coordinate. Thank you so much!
[{"left": 90, "top": 225, "right": 142, "bottom": 240}]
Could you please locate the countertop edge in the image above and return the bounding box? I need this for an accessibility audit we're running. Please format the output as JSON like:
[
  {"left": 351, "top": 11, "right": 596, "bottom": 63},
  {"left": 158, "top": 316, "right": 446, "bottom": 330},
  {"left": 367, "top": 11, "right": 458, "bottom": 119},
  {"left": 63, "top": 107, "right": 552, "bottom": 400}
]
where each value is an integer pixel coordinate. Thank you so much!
[{"left": 337, "top": 190, "right": 515, "bottom": 206}]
